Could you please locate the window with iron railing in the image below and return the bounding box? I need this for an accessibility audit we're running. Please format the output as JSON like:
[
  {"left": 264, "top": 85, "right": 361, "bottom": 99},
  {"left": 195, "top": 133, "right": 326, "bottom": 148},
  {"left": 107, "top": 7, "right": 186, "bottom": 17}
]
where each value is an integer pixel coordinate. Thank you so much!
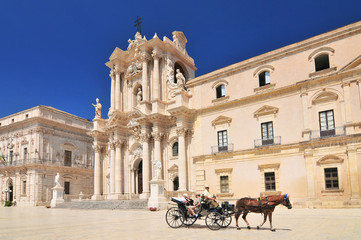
[
  {"left": 218, "top": 130, "right": 228, "bottom": 152},
  {"left": 64, "top": 150, "right": 72, "bottom": 167},
  {"left": 319, "top": 110, "right": 335, "bottom": 137},
  {"left": 265, "top": 172, "right": 276, "bottom": 191},
  {"left": 261, "top": 121, "right": 274, "bottom": 145}
]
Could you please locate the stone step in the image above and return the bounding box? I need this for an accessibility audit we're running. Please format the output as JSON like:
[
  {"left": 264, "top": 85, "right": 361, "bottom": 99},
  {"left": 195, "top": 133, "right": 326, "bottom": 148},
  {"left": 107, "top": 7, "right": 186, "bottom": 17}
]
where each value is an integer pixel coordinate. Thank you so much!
[{"left": 54, "top": 200, "right": 148, "bottom": 210}]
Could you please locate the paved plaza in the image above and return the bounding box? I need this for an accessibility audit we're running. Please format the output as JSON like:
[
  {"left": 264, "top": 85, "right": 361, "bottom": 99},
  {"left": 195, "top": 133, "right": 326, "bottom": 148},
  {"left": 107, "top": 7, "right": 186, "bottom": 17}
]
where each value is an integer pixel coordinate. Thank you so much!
[{"left": 0, "top": 207, "right": 360, "bottom": 240}]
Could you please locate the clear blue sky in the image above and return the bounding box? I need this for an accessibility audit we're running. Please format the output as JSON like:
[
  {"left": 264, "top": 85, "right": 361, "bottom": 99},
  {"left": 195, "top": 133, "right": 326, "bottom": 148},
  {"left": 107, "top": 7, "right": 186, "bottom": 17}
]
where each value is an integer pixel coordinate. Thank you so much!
[{"left": 1, "top": 0, "right": 360, "bottom": 120}]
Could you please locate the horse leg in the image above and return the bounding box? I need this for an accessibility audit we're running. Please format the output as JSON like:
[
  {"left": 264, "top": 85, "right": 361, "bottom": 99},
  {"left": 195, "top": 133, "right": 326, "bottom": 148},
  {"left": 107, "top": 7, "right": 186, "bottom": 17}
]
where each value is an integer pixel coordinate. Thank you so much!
[
  {"left": 257, "top": 212, "right": 267, "bottom": 230},
  {"left": 269, "top": 212, "right": 275, "bottom": 231},
  {"left": 242, "top": 212, "right": 251, "bottom": 229},
  {"left": 235, "top": 211, "right": 241, "bottom": 230}
]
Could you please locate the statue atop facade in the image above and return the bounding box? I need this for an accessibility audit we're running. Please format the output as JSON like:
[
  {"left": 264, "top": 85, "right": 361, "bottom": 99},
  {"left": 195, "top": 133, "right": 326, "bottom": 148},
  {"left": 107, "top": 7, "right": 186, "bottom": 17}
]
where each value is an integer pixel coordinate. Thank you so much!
[
  {"left": 55, "top": 173, "right": 61, "bottom": 187},
  {"left": 176, "top": 69, "right": 186, "bottom": 89},
  {"left": 92, "top": 98, "right": 102, "bottom": 119},
  {"left": 137, "top": 88, "right": 143, "bottom": 104},
  {"left": 153, "top": 160, "right": 162, "bottom": 179}
]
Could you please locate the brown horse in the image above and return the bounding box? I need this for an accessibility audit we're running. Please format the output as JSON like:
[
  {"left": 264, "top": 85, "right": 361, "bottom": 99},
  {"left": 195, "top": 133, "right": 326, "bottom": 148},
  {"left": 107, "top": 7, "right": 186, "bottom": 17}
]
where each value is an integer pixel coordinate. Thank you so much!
[{"left": 234, "top": 194, "right": 292, "bottom": 231}]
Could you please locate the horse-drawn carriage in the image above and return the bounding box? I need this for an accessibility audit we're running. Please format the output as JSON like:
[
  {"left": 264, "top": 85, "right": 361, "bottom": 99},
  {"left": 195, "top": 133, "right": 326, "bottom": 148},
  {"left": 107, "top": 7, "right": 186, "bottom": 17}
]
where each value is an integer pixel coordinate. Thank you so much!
[
  {"left": 165, "top": 194, "right": 292, "bottom": 231},
  {"left": 165, "top": 197, "right": 233, "bottom": 230}
]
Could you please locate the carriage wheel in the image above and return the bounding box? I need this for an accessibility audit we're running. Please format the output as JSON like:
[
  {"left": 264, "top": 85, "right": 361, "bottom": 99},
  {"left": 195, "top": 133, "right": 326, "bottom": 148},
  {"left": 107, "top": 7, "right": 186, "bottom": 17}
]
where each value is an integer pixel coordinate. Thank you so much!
[
  {"left": 218, "top": 212, "right": 232, "bottom": 228},
  {"left": 182, "top": 214, "right": 197, "bottom": 226},
  {"left": 165, "top": 207, "right": 183, "bottom": 228},
  {"left": 205, "top": 212, "right": 222, "bottom": 231}
]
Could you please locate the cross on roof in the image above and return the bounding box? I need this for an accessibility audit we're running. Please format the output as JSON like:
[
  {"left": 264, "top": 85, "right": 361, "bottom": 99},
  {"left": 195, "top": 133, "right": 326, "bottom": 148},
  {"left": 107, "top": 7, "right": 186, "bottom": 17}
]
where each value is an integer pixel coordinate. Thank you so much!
[{"left": 134, "top": 16, "right": 142, "bottom": 35}]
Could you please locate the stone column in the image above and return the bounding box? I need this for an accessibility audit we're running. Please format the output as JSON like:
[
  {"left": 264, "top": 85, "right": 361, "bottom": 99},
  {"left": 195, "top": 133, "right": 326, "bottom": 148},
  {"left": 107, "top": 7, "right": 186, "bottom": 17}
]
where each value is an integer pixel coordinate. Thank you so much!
[
  {"left": 347, "top": 146, "right": 360, "bottom": 199},
  {"left": 110, "top": 69, "right": 115, "bottom": 113},
  {"left": 109, "top": 141, "right": 115, "bottom": 194},
  {"left": 141, "top": 52, "right": 150, "bottom": 102},
  {"left": 152, "top": 48, "right": 161, "bottom": 100},
  {"left": 177, "top": 127, "right": 187, "bottom": 191},
  {"left": 140, "top": 132, "right": 150, "bottom": 199},
  {"left": 92, "top": 144, "right": 102, "bottom": 199},
  {"left": 115, "top": 139, "right": 122, "bottom": 194},
  {"left": 304, "top": 150, "right": 316, "bottom": 206},
  {"left": 151, "top": 131, "right": 163, "bottom": 180},
  {"left": 114, "top": 65, "right": 122, "bottom": 111}
]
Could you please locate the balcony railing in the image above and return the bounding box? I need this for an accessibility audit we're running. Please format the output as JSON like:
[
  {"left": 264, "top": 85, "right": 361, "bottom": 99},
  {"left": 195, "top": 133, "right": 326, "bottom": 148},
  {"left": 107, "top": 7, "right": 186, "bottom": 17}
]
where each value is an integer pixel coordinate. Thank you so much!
[
  {"left": 310, "top": 126, "right": 345, "bottom": 140},
  {"left": 0, "top": 158, "right": 94, "bottom": 169},
  {"left": 254, "top": 136, "right": 281, "bottom": 148},
  {"left": 211, "top": 143, "right": 234, "bottom": 154}
]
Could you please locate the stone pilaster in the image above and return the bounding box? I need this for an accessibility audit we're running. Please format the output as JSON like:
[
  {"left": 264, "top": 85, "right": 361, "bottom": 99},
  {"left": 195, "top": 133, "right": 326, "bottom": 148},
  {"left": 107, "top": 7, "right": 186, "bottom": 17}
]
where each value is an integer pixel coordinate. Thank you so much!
[
  {"left": 151, "top": 131, "right": 163, "bottom": 180},
  {"left": 347, "top": 146, "right": 360, "bottom": 199},
  {"left": 177, "top": 127, "right": 187, "bottom": 191},
  {"left": 342, "top": 82, "right": 352, "bottom": 123}
]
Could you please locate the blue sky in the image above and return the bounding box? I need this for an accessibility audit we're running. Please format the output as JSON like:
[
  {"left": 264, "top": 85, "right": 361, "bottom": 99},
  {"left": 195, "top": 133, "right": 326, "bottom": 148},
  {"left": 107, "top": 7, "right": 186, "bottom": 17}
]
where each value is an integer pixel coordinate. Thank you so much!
[{"left": 1, "top": 0, "right": 360, "bottom": 120}]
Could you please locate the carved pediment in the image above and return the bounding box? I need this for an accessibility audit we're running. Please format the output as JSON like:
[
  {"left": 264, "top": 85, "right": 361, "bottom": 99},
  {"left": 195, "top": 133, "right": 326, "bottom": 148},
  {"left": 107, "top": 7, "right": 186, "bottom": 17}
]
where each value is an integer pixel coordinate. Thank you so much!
[
  {"left": 211, "top": 116, "right": 232, "bottom": 126},
  {"left": 168, "top": 164, "right": 178, "bottom": 172},
  {"left": 63, "top": 142, "right": 76, "bottom": 150},
  {"left": 339, "top": 55, "right": 361, "bottom": 72},
  {"left": 312, "top": 91, "right": 338, "bottom": 105},
  {"left": 109, "top": 47, "right": 125, "bottom": 61},
  {"left": 253, "top": 105, "right": 279, "bottom": 118},
  {"left": 317, "top": 155, "right": 344, "bottom": 165}
]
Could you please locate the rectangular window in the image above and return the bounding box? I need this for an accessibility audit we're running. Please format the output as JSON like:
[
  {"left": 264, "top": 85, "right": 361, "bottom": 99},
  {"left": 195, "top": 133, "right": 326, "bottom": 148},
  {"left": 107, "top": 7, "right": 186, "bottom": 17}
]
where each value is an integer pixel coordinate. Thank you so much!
[
  {"left": 24, "top": 148, "right": 28, "bottom": 160},
  {"left": 265, "top": 71, "right": 271, "bottom": 84},
  {"left": 265, "top": 172, "right": 276, "bottom": 191},
  {"left": 220, "top": 176, "right": 229, "bottom": 193},
  {"left": 325, "top": 168, "right": 339, "bottom": 189},
  {"left": 216, "top": 85, "right": 225, "bottom": 99},
  {"left": 64, "top": 150, "right": 72, "bottom": 167},
  {"left": 64, "top": 181, "right": 70, "bottom": 194},
  {"left": 319, "top": 110, "right": 335, "bottom": 137},
  {"left": 261, "top": 122, "right": 274, "bottom": 145},
  {"left": 22, "top": 180, "right": 27, "bottom": 195},
  {"left": 217, "top": 130, "right": 228, "bottom": 152}
]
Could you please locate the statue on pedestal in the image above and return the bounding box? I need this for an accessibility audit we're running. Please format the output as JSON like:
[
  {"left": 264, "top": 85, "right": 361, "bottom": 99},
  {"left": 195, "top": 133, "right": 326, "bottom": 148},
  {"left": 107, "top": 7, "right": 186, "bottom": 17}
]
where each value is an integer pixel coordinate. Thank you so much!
[
  {"left": 137, "top": 88, "right": 143, "bottom": 104},
  {"left": 92, "top": 98, "right": 102, "bottom": 118},
  {"left": 55, "top": 173, "right": 61, "bottom": 187}
]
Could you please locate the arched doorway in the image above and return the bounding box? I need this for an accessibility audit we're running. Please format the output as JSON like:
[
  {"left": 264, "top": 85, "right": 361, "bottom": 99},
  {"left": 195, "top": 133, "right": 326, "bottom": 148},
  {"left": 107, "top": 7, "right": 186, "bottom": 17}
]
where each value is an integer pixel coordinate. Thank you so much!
[
  {"left": 136, "top": 160, "right": 143, "bottom": 194},
  {"left": 173, "top": 176, "right": 179, "bottom": 191},
  {"left": 6, "top": 179, "right": 13, "bottom": 202}
]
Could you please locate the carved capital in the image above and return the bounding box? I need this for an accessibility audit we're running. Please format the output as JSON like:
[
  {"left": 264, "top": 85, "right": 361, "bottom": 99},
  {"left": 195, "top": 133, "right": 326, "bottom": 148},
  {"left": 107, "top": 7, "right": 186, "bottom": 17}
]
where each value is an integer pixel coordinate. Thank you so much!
[
  {"left": 176, "top": 127, "right": 187, "bottom": 137},
  {"left": 152, "top": 48, "right": 162, "bottom": 59},
  {"left": 140, "top": 133, "right": 151, "bottom": 143},
  {"left": 114, "top": 65, "right": 123, "bottom": 75},
  {"left": 140, "top": 51, "right": 151, "bottom": 62},
  {"left": 108, "top": 141, "right": 116, "bottom": 150},
  {"left": 109, "top": 69, "right": 115, "bottom": 79},
  {"left": 114, "top": 139, "right": 123, "bottom": 148},
  {"left": 152, "top": 131, "right": 163, "bottom": 141},
  {"left": 93, "top": 145, "right": 103, "bottom": 153}
]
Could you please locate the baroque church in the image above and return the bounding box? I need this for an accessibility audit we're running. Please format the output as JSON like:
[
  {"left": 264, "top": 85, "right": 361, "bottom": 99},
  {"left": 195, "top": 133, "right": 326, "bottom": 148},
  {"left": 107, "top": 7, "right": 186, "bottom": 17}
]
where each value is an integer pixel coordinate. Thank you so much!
[{"left": 90, "top": 21, "right": 361, "bottom": 208}]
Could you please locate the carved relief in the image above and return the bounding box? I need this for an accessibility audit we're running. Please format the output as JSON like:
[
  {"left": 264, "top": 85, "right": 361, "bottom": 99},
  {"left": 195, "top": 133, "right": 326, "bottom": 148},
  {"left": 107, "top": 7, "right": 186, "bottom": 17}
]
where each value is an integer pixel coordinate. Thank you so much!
[
  {"left": 126, "top": 61, "right": 142, "bottom": 76},
  {"left": 127, "top": 32, "right": 146, "bottom": 51}
]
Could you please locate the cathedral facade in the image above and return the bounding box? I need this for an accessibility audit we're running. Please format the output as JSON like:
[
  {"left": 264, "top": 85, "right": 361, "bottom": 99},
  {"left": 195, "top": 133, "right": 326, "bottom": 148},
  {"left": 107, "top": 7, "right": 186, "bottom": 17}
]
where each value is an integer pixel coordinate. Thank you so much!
[{"left": 91, "top": 21, "right": 361, "bottom": 208}]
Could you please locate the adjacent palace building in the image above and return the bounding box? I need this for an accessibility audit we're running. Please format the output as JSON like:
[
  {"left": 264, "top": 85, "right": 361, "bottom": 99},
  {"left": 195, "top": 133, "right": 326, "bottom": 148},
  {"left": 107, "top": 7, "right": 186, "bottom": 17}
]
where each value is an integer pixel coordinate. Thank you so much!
[
  {"left": 0, "top": 106, "right": 94, "bottom": 206},
  {"left": 90, "top": 20, "right": 361, "bottom": 208}
]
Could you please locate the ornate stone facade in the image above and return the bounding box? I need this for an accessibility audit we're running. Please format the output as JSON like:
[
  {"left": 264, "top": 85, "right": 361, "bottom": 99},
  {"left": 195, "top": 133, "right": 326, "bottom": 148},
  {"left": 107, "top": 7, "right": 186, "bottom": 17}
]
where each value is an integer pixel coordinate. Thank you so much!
[
  {"left": 0, "top": 106, "right": 94, "bottom": 206},
  {"left": 91, "top": 21, "right": 361, "bottom": 208}
]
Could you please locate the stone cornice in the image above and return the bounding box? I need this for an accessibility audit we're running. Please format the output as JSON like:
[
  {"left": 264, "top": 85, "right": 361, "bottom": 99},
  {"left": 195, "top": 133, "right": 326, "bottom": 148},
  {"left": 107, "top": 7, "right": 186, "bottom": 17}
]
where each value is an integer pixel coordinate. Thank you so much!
[
  {"left": 196, "top": 68, "right": 361, "bottom": 115},
  {"left": 187, "top": 21, "right": 361, "bottom": 87}
]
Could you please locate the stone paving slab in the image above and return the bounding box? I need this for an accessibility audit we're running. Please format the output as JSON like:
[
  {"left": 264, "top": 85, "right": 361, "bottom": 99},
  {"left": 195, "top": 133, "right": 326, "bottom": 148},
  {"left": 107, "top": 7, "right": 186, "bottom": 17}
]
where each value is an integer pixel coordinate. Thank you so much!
[{"left": 0, "top": 207, "right": 360, "bottom": 240}]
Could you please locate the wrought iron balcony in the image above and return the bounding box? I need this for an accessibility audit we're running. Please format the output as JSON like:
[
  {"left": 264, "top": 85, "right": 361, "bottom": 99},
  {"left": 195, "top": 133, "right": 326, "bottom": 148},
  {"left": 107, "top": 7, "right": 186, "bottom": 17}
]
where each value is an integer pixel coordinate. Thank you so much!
[
  {"left": 211, "top": 143, "right": 234, "bottom": 154},
  {"left": 310, "top": 126, "right": 345, "bottom": 140},
  {"left": 0, "top": 158, "right": 94, "bottom": 169},
  {"left": 254, "top": 136, "right": 281, "bottom": 148}
]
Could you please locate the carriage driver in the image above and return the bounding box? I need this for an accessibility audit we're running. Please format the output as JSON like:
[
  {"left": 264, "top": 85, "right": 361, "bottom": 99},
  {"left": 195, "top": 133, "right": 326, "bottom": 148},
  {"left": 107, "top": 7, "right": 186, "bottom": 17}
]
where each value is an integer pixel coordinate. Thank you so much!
[{"left": 202, "top": 185, "right": 218, "bottom": 209}]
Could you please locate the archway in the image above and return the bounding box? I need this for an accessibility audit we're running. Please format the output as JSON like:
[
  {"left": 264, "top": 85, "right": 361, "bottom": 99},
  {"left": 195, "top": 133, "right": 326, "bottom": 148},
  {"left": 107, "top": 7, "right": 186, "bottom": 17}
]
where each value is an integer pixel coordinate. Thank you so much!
[
  {"left": 136, "top": 160, "right": 143, "bottom": 194},
  {"left": 6, "top": 179, "right": 13, "bottom": 202}
]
